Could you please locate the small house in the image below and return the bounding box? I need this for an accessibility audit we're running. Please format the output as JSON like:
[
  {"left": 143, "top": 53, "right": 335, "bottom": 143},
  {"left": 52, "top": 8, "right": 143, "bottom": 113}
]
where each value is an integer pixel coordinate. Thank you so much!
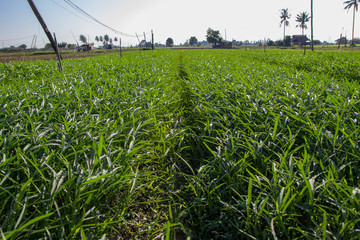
[
  {"left": 292, "top": 35, "right": 310, "bottom": 46},
  {"left": 80, "top": 43, "right": 94, "bottom": 51},
  {"left": 212, "top": 40, "right": 233, "bottom": 49}
]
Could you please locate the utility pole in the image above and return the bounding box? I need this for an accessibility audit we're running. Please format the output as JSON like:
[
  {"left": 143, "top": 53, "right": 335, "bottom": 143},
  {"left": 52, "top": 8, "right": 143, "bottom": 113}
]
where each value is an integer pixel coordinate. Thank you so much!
[
  {"left": 34, "top": 35, "right": 37, "bottom": 49},
  {"left": 311, "top": 0, "right": 314, "bottom": 51},
  {"left": 27, "top": 0, "right": 63, "bottom": 71},
  {"left": 338, "top": 33, "right": 342, "bottom": 49},
  {"left": 31, "top": 35, "right": 35, "bottom": 49},
  {"left": 31, "top": 35, "right": 38, "bottom": 49},
  {"left": 344, "top": 29, "right": 347, "bottom": 47},
  {"left": 120, "top": 38, "right": 122, "bottom": 57},
  {"left": 143, "top": 32, "right": 147, "bottom": 48},
  {"left": 135, "top": 33, "right": 141, "bottom": 52},
  {"left": 151, "top": 30, "right": 154, "bottom": 50},
  {"left": 264, "top": 37, "right": 266, "bottom": 53}
]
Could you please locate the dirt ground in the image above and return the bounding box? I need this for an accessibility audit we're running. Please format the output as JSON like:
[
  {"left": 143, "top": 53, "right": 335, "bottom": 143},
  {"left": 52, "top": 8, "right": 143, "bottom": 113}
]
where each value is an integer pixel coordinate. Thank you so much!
[
  {"left": 0, "top": 50, "right": 120, "bottom": 63},
  {"left": 0, "top": 47, "right": 213, "bottom": 63}
]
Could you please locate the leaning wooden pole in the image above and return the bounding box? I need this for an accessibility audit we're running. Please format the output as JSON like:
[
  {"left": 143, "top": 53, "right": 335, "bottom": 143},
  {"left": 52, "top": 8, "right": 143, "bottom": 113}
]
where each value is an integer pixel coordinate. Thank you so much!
[
  {"left": 27, "top": 0, "right": 63, "bottom": 71},
  {"left": 53, "top": 33, "right": 63, "bottom": 71}
]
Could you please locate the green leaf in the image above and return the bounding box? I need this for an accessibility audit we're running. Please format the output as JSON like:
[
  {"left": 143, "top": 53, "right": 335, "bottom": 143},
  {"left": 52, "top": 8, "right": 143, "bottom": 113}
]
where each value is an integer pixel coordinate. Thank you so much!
[{"left": 5, "top": 212, "right": 54, "bottom": 239}]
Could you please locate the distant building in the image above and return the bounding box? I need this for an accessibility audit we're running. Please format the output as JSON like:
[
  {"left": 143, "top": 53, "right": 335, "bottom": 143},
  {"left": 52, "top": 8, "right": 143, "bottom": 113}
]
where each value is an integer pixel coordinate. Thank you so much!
[
  {"left": 104, "top": 44, "right": 113, "bottom": 49},
  {"left": 201, "top": 41, "right": 211, "bottom": 47},
  {"left": 292, "top": 35, "right": 310, "bottom": 45},
  {"left": 212, "top": 40, "right": 233, "bottom": 49},
  {"left": 80, "top": 43, "right": 94, "bottom": 51},
  {"left": 139, "top": 40, "right": 152, "bottom": 48}
]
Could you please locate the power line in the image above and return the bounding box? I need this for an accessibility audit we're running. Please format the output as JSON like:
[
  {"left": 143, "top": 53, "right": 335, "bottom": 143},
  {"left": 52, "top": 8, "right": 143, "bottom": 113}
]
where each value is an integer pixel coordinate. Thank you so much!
[
  {"left": 62, "top": 0, "right": 137, "bottom": 38},
  {"left": 50, "top": 0, "right": 98, "bottom": 27},
  {"left": 0, "top": 36, "right": 34, "bottom": 42}
]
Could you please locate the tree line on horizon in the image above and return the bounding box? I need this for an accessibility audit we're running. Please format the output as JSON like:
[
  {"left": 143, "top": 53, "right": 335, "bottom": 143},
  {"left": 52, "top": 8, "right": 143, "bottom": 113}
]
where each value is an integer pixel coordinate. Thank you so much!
[
  {"left": 165, "top": 0, "right": 359, "bottom": 49},
  {"left": 2, "top": 0, "right": 359, "bottom": 51},
  {"left": 281, "top": 0, "right": 359, "bottom": 48}
]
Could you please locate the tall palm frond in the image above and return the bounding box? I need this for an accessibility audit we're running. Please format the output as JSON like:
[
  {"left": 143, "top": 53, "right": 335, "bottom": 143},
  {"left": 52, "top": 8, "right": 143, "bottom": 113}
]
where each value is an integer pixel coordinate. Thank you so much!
[
  {"left": 296, "top": 12, "right": 311, "bottom": 35},
  {"left": 280, "top": 8, "right": 291, "bottom": 42},
  {"left": 344, "top": 0, "right": 359, "bottom": 11},
  {"left": 344, "top": 0, "right": 359, "bottom": 45}
]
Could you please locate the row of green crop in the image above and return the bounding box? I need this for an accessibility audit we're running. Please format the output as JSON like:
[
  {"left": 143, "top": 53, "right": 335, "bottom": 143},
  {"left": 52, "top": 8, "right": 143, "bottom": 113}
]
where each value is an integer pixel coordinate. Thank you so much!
[
  {"left": 170, "top": 50, "right": 360, "bottom": 239},
  {"left": 0, "top": 49, "right": 359, "bottom": 239},
  {"left": 0, "top": 52, "right": 183, "bottom": 239},
  {"left": 250, "top": 49, "right": 360, "bottom": 82}
]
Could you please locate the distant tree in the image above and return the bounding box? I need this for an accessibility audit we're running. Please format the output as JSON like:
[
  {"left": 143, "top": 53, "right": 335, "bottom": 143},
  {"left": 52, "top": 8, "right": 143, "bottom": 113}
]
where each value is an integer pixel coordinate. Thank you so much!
[
  {"left": 236, "top": 41, "right": 243, "bottom": 46},
  {"left": 313, "top": 40, "right": 322, "bottom": 45},
  {"left": 166, "top": 37, "right": 174, "bottom": 47},
  {"left": 336, "top": 36, "right": 348, "bottom": 45},
  {"left": 58, "top": 42, "right": 67, "bottom": 48},
  {"left": 352, "top": 37, "right": 360, "bottom": 43},
  {"left": 296, "top": 12, "right": 310, "bottom": 35},
  {"left": 104, "top": 34, "right": 109, "bottom": 44},
  {"left": 44, "top": 43, "right": 52, "bottom": 49},
  {"left": 189, "top": 36, "right": 198, "bottom": 46},
  {"left": 279, "top": 8, "right": 291, "bottom": 43},
  {"left": 18, "top": 44, "right": 27, "bottom": 49},
  {"left": 206, "top": 28, "right": 222, "bottom": 44},
  {"left": 267, "top": 39, "right": 275, "bottom": 46},
  {"left": 184, "top": 40, "right": 189, "bottom": 46},
  {"left": 99, "top": 36, "right": 103, "bottom": 42},
  {"left": 344, "top": 0, "right": 359, "bottom": 46},
  {"left": 110, "top": 38, "right": 113, "bottom": 45},
  {"left": 114, "top": 37, "right": 118, "bottom": 45},
  {"left": 67, "top": 43, "right": 76, "bottom": 49},
  {"left": 79, "top": 34, "right": 87, "bottom": 44},
  {"left": 95, "top": 36, "right": 99, "bottom": 46},
  {"left": 275, "top": 40, "right": 284, "bottom": 46},
  {"left": 285, "top": 36, "right": 292, "bottom": 46}
]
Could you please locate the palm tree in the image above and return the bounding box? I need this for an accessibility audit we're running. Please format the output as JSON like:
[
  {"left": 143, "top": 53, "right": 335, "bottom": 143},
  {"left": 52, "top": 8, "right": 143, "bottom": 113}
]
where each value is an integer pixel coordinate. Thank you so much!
[
  {"left": 103, "top": 34, "right": 109, "bottom": 48},
  {"left": 95, "top": 36, "right": 99, "bottom": 46},
  {"left": 104, "top": 35, "right": 109, "bottom": 44},
  {"left": 280, "top": 8, "right": 291, "bottom": 42},
  {"left": 344, "top": 0, "right": 359, "bottom": 46},
  {"left": 296, "top": 12, "right": 311, "bottom": 35},
  {"left": 79, "top": 34, "right": 87, "bottom": 44}
]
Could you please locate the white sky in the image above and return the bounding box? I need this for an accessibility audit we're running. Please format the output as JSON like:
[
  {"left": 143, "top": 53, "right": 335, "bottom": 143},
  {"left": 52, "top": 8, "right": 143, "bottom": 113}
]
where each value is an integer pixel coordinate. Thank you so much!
[{"left": 0, "top": 0, "right": 357, "bottom": 48}]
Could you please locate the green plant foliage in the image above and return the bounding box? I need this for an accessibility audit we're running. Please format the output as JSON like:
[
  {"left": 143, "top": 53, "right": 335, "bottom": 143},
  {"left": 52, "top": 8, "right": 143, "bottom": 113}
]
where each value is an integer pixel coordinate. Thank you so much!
[{"left": 0, "top": 49, "right": 359, "bottom": 239}]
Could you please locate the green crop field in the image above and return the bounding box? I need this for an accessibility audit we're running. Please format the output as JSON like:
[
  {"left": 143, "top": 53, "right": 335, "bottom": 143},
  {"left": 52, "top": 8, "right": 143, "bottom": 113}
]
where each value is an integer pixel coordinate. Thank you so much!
[{"left": 0, "top": 49, "right": 359, "bottom": 239}]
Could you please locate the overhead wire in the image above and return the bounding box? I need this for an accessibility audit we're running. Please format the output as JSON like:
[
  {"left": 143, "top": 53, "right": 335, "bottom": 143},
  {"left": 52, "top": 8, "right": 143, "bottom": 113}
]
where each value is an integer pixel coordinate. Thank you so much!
[
  {"left": 61, "top": 0, "right": 137, "bottom": 38},
  {"left": 0, "top": 36, "right": 34, "bottom": 42},
  {"left": 50, "top": 0, "right": 98, "bottom": 27}
]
